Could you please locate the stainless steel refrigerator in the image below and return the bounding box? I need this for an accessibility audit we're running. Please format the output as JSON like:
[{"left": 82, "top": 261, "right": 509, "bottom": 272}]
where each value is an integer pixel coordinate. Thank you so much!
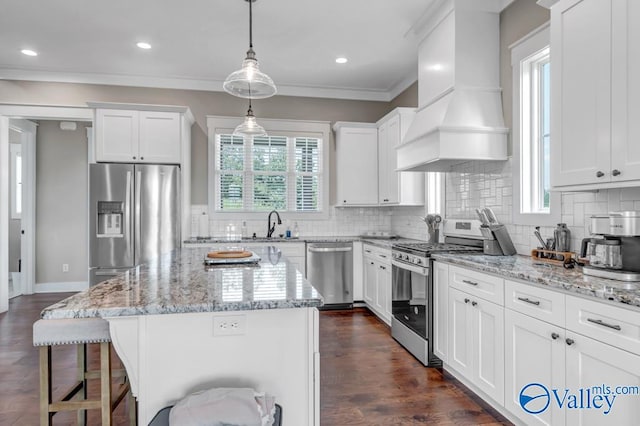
[{"left": 89, "top": 163, "right": 180, "bottom": 285}]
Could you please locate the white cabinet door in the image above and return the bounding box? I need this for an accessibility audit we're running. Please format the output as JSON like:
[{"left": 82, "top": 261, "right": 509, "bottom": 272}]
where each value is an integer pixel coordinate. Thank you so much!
[
  {"left": 505, "top": 309, "right": 566, "bottom": 426},
  {"left": 95, "top": 109, "right": 139, "bottom": 162},
  {"left": 611, "top": 0, "right": 640, "bottom": 183},
  {"left": 363, "top": 256, "right": 376, "bottom": 306},
  {"left": 433, "top": 261, "right": 449, "bottom": 362},
  {"left": 473, "top": 296, "right": 504, "bottom": 405},
  {"left": 565, "top": 331, "right": 640, "bottom": 425},
  {"left": 334, "top": 124, "right": 378, "bottom": 206},
  {"left": 448, "top": 288, "right": 473, "bottom": 378},
  {"left": 551, "top": 0, "right": 611, "bottom": 187},
  {"left": 378, "top": 262, "right": 391, "bottom": 323},
  {"left": 138, "top": 111, "right": 181, "bottom": 164}
]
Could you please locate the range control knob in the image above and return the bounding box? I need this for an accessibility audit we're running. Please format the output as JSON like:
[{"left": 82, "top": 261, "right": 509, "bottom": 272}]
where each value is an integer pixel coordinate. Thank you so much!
[
  {"left": 416, "top": 259, "right": 422, "bottom": 265},
  {"left": 404, "top": 255, "right": 410, "bottom": 261}
]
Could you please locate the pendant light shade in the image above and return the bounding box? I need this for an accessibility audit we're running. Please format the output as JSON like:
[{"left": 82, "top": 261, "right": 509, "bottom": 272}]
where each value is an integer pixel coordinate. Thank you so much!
[
  {"left": 224, "top": 0, "right": 277, "bottom": 99},
  {"left": 233, "top": 103, "right": 267, "bottom": 137}
]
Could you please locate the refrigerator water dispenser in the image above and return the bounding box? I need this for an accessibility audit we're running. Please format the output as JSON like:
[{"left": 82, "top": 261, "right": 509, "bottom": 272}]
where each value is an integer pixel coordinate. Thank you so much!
[{"left": 97, "top": 201, "right": 124, "bottom": 237}]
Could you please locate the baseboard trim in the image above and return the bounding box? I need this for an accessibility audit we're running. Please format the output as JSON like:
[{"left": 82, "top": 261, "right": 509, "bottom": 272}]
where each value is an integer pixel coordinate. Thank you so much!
[{"left": 34, "top": 281, "right": 88, "bottom": 293}]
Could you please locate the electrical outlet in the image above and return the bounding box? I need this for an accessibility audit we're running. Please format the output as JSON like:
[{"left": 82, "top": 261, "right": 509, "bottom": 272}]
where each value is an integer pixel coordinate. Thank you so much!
[
  {"left": 213, "top": 315, "right": 247, "bottom": 336},
  {"left": 62, "top": 264, "right": 69, "bottom": 273}
]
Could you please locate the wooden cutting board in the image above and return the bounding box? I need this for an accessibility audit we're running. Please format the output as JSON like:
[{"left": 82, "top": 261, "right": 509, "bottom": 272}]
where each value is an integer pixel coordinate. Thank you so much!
[{"left": 206, "top": 250, "right": 253, "bottom": 259}]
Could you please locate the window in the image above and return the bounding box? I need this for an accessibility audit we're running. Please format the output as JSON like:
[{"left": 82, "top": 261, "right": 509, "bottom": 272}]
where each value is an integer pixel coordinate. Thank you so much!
[
  {"left": 10, "top": 143, "right": 22, "bottom": 219},
  {"left": 512, "top": 23, "right": 559, "bottom": 226},
  {"left": 208, "top": 116, "right": 330, "bottom": 219}
]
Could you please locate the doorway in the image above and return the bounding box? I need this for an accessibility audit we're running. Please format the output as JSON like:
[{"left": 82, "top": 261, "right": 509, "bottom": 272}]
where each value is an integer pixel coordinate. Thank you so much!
[{"left": 0, "top": 106, "right": 92, "bottom": 314}]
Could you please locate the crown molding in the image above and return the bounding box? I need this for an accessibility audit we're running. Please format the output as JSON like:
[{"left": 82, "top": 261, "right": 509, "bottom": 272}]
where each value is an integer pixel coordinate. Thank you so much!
[{"left": 0, "top": 68, "right": 394, "bottom": 102}]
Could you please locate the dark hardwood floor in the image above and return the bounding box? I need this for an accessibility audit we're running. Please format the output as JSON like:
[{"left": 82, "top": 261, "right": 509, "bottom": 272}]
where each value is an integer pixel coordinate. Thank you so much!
[{"left": 1, "top": 295, "right": 509, "bottom": 425}]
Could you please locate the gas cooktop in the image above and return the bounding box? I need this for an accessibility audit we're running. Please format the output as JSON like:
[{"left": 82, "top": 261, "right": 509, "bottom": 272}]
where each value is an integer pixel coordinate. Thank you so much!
[{"left": 392, "top": 242, "right": 483, "bottom": 255}]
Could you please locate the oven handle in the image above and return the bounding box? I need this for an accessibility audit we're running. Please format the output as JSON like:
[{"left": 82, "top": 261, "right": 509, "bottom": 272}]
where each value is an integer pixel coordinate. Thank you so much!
[{"left": 392, "top": 259, "right": 429, "bottom": 276}]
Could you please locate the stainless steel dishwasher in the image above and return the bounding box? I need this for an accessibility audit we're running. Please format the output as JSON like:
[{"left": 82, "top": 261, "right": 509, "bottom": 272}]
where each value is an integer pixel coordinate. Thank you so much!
[{"left": 306, "top": 242, "right": 353, "bottom": 309}]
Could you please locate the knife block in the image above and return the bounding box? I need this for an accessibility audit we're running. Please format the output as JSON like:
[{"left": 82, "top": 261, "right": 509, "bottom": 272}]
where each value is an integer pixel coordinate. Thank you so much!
[{"left": 481, "top": 224, "right": 517, "bottom": 256}]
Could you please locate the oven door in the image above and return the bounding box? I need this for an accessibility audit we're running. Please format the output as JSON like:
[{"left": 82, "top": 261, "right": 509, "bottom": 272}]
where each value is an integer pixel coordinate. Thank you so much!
[{"left": 391, "top": 260, "right": 428, "bottom": 339}]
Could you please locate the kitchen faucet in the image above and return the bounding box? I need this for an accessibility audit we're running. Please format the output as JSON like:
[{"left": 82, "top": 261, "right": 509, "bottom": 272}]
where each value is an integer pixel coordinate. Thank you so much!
[{"left": 266, "top": 210, "right": 282, "bottom": 238}]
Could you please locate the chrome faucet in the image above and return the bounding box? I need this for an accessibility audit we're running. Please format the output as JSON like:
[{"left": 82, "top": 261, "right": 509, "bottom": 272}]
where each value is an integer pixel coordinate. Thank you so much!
[{"left": 266, "top": 210, "right": 282, "bottom": 238}]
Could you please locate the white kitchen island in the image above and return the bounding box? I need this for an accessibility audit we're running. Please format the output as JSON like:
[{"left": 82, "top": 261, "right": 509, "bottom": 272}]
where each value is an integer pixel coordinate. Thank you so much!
[{"left": 41, "top": 246, "right": 322, "bottom": 425}]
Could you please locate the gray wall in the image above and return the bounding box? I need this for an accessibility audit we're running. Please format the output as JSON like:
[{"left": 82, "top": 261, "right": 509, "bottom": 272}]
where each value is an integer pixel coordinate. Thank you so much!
[
  {"left": 500, "top": 0, "right": 550, "bottom": 155},
  {"left": 389, "top": 81, "right": 418, "bottom": 110},
  {"left": 9, "top": 129, "right": 21, "bottom": 273},
  {"left": 36, "top": 121, "right": 91, "bottom": 283},
  {"left": 0, "top": 81, "right": 407, "bottom": 205}
]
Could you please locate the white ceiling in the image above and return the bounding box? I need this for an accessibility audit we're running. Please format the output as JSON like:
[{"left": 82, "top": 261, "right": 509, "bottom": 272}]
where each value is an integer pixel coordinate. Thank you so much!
[{"left": 0, "top": 0, "right": 442, "bottom": 101}]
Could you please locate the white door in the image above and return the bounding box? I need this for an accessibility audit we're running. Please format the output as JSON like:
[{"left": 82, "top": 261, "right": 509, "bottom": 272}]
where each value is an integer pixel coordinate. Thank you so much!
[
  {"left": 448, "top": 288, "right": 473, "bottom": 378},
  {"left": 378, "top": 263, "right": 391, "bottom": 323},
  {"left": 611, "top": 0, "right": 640, "bottom": 182},
  {"left": 138, "top": 111, "right": 181, "bottom": 164},
  {"left": 565, "top": 331, "right": 640, "bottom": 425},
  {"left": 0, "top": 118, "right": 36, "bottom": 312},
  {"left": 472, "top": 297, "right": 505, "bottom": 405},
  {"left": 433, "top": 261, "right": 449, "bottom": 361},
  {"left": 95, "top": 109, "right": 139, "bottom": 162},
  {"left": 363, "top": 257, "right": 376, "bottom": 306},
  {"left": 504, "top": 309, "right": 566, "bottom": 426},
  {"left": 551, "top": 0, "right": 611, "bottom": 187}
]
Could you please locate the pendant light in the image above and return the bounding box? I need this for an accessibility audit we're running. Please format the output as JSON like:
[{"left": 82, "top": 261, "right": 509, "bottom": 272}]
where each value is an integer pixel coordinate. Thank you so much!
[
  {"left": 223, "top": 0, "right": 277, "bottom": 99},
  {"left": 233, "top": 100, "right": 267, "bottom": 137}
]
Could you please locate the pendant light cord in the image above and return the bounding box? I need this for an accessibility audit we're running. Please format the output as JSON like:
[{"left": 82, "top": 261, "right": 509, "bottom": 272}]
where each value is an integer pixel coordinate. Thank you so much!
[{"left": 249, "top": 0, "right": 253, "bottom": 49}]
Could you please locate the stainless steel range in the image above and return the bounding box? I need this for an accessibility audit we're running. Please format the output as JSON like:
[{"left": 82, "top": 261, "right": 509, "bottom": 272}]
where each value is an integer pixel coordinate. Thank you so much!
[{"left": 391, "top": 219, "right": 483, "bottom": 366}]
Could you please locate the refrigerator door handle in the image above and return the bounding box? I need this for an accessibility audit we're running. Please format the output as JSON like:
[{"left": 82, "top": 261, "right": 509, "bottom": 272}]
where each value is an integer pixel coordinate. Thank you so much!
[{"left": 135, "top": 170, "right": 142, "bottom": 265}]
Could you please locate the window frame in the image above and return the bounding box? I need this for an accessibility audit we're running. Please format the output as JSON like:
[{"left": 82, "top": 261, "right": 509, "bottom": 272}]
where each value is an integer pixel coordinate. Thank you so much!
[
  {"left": 511, "top": 23, "right": 560, "bottom": 226},
  {"left": 10, "top": 143, "right": 22, "bottom": 219},
  {"left": 207, "top": 116, "right": 330, "bottom": 221}
]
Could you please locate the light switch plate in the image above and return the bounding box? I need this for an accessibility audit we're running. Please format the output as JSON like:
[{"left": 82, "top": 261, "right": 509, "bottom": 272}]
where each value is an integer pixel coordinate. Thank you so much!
[{"left": 213, "top": 315, "right": 247, "bottom": 336}]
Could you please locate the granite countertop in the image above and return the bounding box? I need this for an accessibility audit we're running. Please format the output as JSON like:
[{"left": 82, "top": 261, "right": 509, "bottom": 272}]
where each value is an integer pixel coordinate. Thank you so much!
[
  {"left": 184, "top": 236, "right": 425, "bottom": 249},
  {"left": 41, "top": 247, "right": 323, "bottom": 320},
  {"left": 432, "top": 253, "right": 640, "bottom": 310}
]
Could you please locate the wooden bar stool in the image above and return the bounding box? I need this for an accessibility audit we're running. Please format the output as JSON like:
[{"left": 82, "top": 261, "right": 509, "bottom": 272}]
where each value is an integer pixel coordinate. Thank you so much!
[{"left": 33, "top": 318, "right": 135, "bottom": 426}]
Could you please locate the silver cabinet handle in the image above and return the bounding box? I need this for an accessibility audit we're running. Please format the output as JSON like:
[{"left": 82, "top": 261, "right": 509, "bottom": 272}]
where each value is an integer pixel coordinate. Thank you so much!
[
  {"left": 462, "top": 279, "right": 478, "bottom": 286},
  {"left": 517, "top": 297, "right": 541, "bottom": 306},
  {"left": 587, "top": 318, "right": 622, "bottom": 331},
  {"left": 596, "top": 171, "right": 605, "bottom": 178},
  {"left": 379, "top": 265, "right": 387, "bottom": 270},
  {"left": 308, "top": 247, "right": 352, "bottom": 253},
  {"left": 612, "top": 169, "right": 621, "bottom": 176},
  {"left": 379, "top": 254, "right": 387, "bottom": 258},
  {"left": 566, "top": 338, "right": 575, "bottom": 346},
  {"left": 365, "top": 250, "right": 372, "bottom": 253},
  {"left": 464, "top": 298, "right": 470, "bottom": 304},
  {"left": 471, "top": 301, "right": 478, "bottom": 307},
  {"left": 551, "top": 333, "right": 560, "bottom": 340}
]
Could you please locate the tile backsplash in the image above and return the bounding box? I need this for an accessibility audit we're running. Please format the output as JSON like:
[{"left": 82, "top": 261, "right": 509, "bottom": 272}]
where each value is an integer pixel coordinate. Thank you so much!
[
  {"left": 191, "top": 205, "right": 392, "bottom": 239},
  {"left": 191, "top": 160, "right": 640, "bottom": 251},
  {"left": 445, "top": 158, "right": 640, "bottom": 255}
]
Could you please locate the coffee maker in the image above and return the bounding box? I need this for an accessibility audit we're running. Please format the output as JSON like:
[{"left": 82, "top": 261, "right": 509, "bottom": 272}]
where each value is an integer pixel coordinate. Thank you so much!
[{"left": 580, "top": 211, "right": 640, "bottom": 281}]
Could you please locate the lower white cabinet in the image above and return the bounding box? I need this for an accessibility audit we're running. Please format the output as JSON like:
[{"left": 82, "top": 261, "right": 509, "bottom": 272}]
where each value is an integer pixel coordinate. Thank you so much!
[
  {"left": 565, "top": 330, "right": 640, "bottom": 426},
  {"left": 362, "top": 244, "right": 391, "bottom": 325},
  {"left": 505, "top": 309, "right": 566, "bottom": 426},
  {"left": 433, "top": 261, "right": 449, "bottom": 362},
  {"left": 448, "top": 287, "right": 504, "bottom": 405}
]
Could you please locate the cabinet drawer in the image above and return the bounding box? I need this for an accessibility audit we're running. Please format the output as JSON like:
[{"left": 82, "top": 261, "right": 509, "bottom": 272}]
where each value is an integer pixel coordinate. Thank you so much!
[
  {"left": 449, "top": 265, "right": 504, "bottom": 305},
  {"left": 505, "top": 280, "right": 565, "bottom": 327},
  {"left": 363, "top": 244, "right": 390, "bottom": 264},
  {"left": 566, "top": 295, "right": 640, "bottom": 354}
]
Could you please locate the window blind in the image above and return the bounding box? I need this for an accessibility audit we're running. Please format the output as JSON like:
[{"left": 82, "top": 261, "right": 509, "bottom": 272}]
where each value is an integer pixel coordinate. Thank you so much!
[{"left": 214, "top": 133, "right": 323, "bottom": 212}]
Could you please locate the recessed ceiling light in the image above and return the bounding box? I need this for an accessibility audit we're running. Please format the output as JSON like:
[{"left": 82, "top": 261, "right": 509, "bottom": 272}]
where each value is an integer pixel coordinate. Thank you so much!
[
  {"left": 21, "top": 49, "right": 38, "bottom": 57},
  {"left": 136, "top": 42, "right": 152, "bottom": 50},
  {"left": 335, "top": 57, "right": 348, "bottom": 64}
]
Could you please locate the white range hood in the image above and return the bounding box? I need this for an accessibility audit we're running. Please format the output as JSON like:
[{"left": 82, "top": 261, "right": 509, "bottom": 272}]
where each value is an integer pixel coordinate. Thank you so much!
[{"left": 397, "top": 0, "right": 509, "bottom": 172}]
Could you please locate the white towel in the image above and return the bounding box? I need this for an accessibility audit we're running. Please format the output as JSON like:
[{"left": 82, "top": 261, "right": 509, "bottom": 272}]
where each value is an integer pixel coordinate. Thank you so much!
[{"left": 169, "top": 387, "right": 275, "bottom": 426}]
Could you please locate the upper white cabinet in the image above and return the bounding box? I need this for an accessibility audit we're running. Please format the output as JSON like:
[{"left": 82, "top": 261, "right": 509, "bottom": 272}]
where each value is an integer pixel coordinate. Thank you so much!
[
  {"left": 376, "top": 108, "right": 424, "bottom": 206},
  {"left": 95, "top": 107, "right": 186, "bottom": 164},
  {"left": 334, "top": 123, "right": 379, "bottom": 206},
  {"left": 551, "top": 0, "right": 640, "bottom": 189}
]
